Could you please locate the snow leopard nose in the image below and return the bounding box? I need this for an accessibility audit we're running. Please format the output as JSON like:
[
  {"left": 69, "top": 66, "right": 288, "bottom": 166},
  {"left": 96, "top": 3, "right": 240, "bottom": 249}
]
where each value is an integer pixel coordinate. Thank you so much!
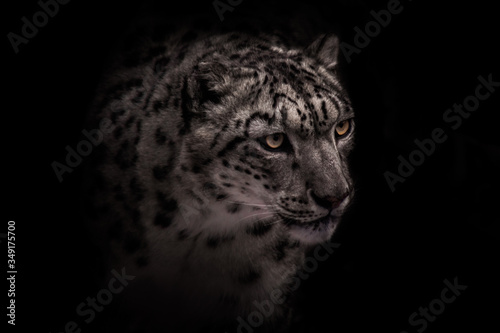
[{"left": 311, "top": 191, "right": 349, "bottom": 210}]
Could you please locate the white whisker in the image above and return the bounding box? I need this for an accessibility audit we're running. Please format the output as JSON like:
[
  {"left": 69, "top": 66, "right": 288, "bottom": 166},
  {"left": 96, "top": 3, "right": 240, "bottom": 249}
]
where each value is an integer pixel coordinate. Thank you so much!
[
  {"left": 267, "top": 218, "right": 286, "bottom": 226},
  {"left": 233, "top": 211, "right": 275, "bottom": 224},
  {"left": 223, "top": 200, "right": 275, "bottom": 208}
]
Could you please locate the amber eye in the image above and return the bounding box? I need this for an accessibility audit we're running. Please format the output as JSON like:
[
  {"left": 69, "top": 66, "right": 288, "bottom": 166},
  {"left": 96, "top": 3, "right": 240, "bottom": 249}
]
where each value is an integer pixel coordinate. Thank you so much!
[
  {"left": 335, "top": 120, "right": 350, "bottom": 137},
  {"left": 265, "top": 133, "right": 285, "bottom": 149}
]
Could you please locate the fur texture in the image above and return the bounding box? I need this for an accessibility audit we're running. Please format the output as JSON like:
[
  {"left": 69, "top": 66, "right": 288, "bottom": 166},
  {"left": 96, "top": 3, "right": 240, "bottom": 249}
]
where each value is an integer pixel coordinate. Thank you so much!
[{"left": 83, "top": 20, "right": 355, "bottom": 332}]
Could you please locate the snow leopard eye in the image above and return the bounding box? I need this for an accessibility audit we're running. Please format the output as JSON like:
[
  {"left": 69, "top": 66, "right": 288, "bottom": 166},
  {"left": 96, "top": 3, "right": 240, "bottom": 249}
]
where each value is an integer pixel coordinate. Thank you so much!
[
  {"left": 258, "top": 133, "right": 293, "bottom": 153},
  {"left": 265, "top": 133, "right": 285, "bottom": 149},
  {"left": 335, "top": 120, "right": 351, "bottom": 137}
]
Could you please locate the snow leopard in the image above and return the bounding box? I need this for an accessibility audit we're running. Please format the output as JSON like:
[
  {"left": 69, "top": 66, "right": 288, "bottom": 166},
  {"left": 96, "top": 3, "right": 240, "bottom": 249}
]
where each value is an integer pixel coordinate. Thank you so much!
[{"left": 82, "top": 11, "right": 355, "bottom": 333}]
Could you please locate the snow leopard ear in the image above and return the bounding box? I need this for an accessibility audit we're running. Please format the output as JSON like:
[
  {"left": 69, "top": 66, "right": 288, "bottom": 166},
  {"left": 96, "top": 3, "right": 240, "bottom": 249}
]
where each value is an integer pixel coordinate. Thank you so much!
[
  {"left": 191, "top": 61, "right": 231, "bottom": 106},
  {"left": 305, "top": 34, "right": 340, "bottom": 70}
]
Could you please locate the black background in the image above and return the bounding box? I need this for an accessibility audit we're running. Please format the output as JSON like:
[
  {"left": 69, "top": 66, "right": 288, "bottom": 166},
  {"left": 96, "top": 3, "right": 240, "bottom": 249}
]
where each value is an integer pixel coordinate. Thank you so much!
[{"left": 4, "top": 0, "right": 499, "bottom": 332}]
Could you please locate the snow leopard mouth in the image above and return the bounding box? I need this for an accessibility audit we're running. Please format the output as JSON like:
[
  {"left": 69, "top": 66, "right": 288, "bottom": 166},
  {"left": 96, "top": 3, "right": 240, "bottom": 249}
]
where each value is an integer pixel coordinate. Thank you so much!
[
  {"left": 281, "top": 214, "right": 340, "bottom": 244},
  {"left": 283, "top": 214, "right": 332, "bottom": 228}
]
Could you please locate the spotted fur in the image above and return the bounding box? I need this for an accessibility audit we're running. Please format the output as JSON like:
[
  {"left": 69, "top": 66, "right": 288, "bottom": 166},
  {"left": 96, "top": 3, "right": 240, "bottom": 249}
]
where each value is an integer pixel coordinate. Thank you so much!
[{"left": 83, "top": 19, "right": 355, "bottom": 333}]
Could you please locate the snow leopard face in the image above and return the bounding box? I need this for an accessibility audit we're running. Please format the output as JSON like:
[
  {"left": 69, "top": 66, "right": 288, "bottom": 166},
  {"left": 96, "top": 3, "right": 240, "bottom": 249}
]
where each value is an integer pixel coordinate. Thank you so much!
[{"left": 171, "top": 35, "right": 355, "bottom": 245}]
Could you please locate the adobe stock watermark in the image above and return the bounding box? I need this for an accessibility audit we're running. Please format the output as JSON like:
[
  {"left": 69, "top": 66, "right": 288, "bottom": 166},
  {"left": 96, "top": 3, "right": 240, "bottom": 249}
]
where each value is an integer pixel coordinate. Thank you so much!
[
  {"left": 233, "top": 241, "right": 341, "bottom": 333},
  {"left": 384, "top": 73, "right": 499, "bottom": 192},
  {"left": 340, "top": 0, "right": 409, "bottom": 63},
  {"left": 7, "top": 0, "right": 71, "bottom": 54},
  {"left": 400, "top": 276, "right": 467, "bottom": 333},
  {"left": 212, "top": 0, "right": 244, "bottom": 22},
  {"left": 49, "top": 267, "right": 135, "bottom": 333},
  {"left": 51, "top": 118, "right": 115, "bottom": 183}
]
